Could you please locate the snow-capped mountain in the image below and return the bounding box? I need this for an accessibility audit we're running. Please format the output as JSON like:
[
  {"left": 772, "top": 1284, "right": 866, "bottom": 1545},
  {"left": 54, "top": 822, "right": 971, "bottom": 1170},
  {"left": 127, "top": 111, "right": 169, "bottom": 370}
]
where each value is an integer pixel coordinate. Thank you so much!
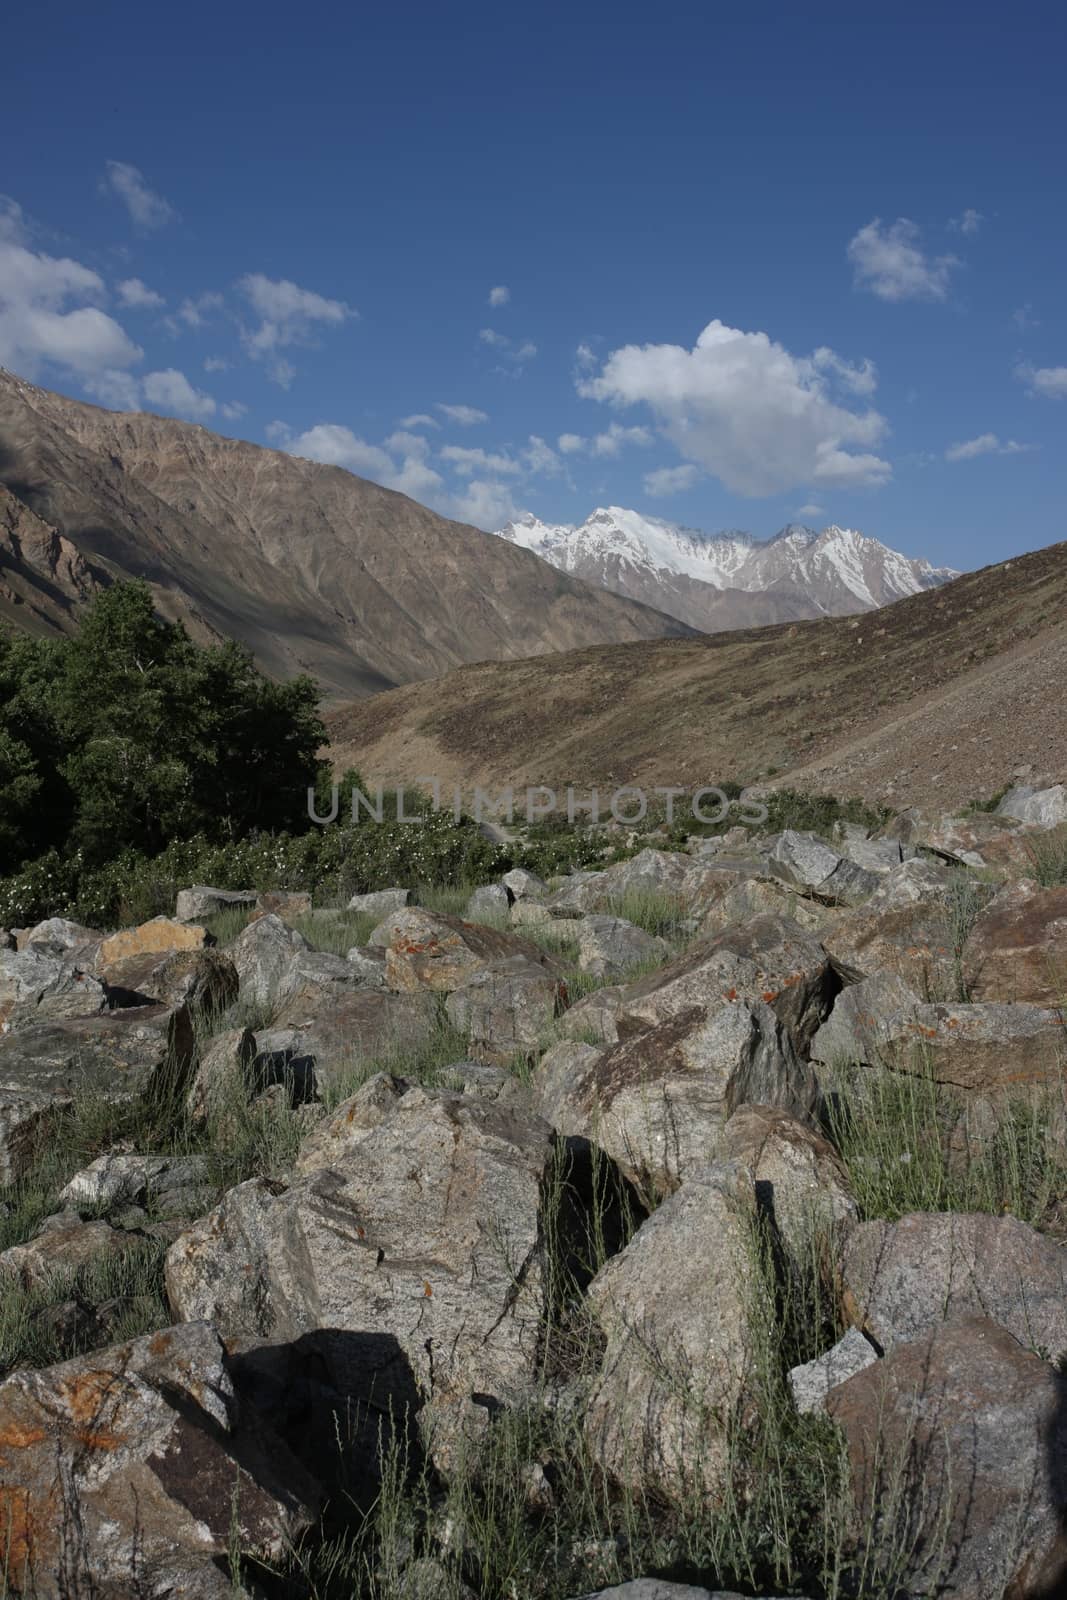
[{"left": 496, "top": 507, "right": 958, "bottom": 632}]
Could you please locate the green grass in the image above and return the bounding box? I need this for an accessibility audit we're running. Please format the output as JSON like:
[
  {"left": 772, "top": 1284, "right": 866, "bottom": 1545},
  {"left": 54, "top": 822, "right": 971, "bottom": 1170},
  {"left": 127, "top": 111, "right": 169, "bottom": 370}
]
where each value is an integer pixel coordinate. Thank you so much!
[
  {"left": 0, "top": 1237, "right": 169, "bottom": 1380},
  {"left": 823, "top": 1057, "right": 1067, "bottom": 1225},
  {"left": 1025, "top": 832, "right": 1067, "bottom": 888}
]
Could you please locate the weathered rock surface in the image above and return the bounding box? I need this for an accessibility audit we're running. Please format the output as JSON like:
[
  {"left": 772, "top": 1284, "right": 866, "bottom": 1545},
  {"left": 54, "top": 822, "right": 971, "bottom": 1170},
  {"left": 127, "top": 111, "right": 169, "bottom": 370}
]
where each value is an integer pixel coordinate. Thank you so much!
[
  {"left": 15, "top": 918, "right": 101, "bottom": 961},
  {"left": 841, "top": 1212, "right": 1067, "bottom": 1358},
  {"left": 809, "top": 971, "right": 923, "bottom": 1067},
  {"left": 445, "top": 957, "right": 567, "bottom": 1063},
  {"left": 344, "top": 943, "right": 387, "bottom": 986},
  {"left": 502, "top": 867, "right": 546, "bottom": 901},
  {"left": 269, "top": 986, "right": 438, "bottom": 1092},
  {"left": 719, "top": 1103, "right": 857, "bottom": 1262},
  {"left": 869, "top": 1000, "right": 1067, "bottom": 1092},
  {"left": 0, "top": 1321, "right": 321, "bottom": 1597},
  {"left": 788, "top": 1327, "right": 878, "bottom": 1415},
  {"left": 381, "top": 907, "right": 561, "bottom": 994},
  {"left": 175, "top": 884, "right": 257, "bottom": 921},
  {"left": 0, "top": 1212, "right": 137, "bottom": 1289},
  {"left": 697, "top": 877, "right": 834, "bottom": 937},
  {"left": 767, "top": 830, "right": 881, "bottom": 905},
  {"left": 184, "top": 1026, "right": 257, "bottom": 1122},
  {"left": 998, "top": 782, "right": 1067, "bottom": 828},
  {"left": 227, "top": 913, "right": 310, "bottom": 1008},
  {"left": 827, "top": 1316, "right": 1067, "bottom": 1600},
  {"left": 166, "top": 1089, "right": 562, "bottom": 1463},
  {"left": 466, "top": 882, "right": 510, "bottom": 920},
  {"left": 348, "top": 886, "right": 410, "bottom": 918},
  {"left": 0, "top": 947, "right": 107, "bottom": 1030},
  {"left": 536, "top": 1006, "right": 815, "bottom": 1198},
  {"left": 98, "top": 946, "right": 239, "bottom": 1017},
  {"left": 59, "top": 1152, "right": 212, "bottom": 1217},
  {"left": 962, "top": 879, "right": 1067, "bottom": 1006},
  {"left": 584, "top": 1161, "right": 756, "bottom": 1507},
  {"left": 574, "top": 915, "right": 668, "bottom": 981},
  {"left": 97, "top": 916, "right": 210, "bottom": 965},
  {"left": 0, "top": 1005, "right": 194, "bottom": 1183}
]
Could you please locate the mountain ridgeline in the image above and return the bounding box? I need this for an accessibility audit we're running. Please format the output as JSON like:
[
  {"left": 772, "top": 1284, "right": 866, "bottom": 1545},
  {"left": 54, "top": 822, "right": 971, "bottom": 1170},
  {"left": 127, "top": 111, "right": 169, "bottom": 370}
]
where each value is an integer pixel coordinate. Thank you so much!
[
  {"left": 0, "top": 372, "right": 692, "bottom": 699},
  {"left": 497, "top": 506, "right": 958, "bottom": 633}
]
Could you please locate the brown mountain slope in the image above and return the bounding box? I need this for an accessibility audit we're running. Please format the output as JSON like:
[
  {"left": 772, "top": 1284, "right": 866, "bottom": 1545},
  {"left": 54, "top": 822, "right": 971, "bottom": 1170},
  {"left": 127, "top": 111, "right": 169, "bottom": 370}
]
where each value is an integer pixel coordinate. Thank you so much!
[
  {"left": 0, "top": 371, "right": 691, "bottom": 698},
  {"left": 326, "top": 539, "right": 1067, "bottom": 812}
]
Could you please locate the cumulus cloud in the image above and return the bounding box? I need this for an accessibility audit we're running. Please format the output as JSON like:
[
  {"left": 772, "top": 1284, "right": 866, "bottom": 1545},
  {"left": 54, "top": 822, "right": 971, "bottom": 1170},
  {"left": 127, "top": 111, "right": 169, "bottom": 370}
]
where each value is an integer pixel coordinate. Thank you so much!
[
  {"left": 175, "top": 292, "right": 223, "bottom": 329},
  {"left": 1015, "top": 361, "right": 1067, "bottom": 399},
  {"left": 203, "top": 356, "right": 230, "bottom": 372},
  {"left": 142, "top": 368, "right": 217, "bottom": 420},
  {"left": 220, "top": 400, "right": 247, "bottom": 420},
  {"left": 522, "top": 435, "right": 563, "bottom": 476},
  {"left": 117, "top": 277, "right": 164, "bottom": 310},
  {"left": 555, "top": 424, "right": 651, "bottom": 458},
  {"left": 479, "top": 327, "right": 508, "bottom": 347},
  {"left": 0, "top": 202, "right": 143, "bottom": 382},
  {"left": 948, "top": 208, "right": 984, "bottom": 236},
  {"left": 101, "top": 161, "right": 175, "bottom": 229},
  {"left": 575, "top": 343, "right": 597, "bottom": 371},
  {"left": 944, "top": 433, "right": 1033, "bottom": 461},
  {"left": 644, "top": 464, "right": 701, "bottom": 497},
  {"left": 283, "top": 421, "right": 446, "bottom": 502},
  {"left": 578, "top": 317, "right": 890, "bottom": 496},
  {"left": 436, "top": 403, "right": 488, "bottom": 426},
  {"left": 557, "top": 433, "right": 584, "bottom": 454},
  {"left": 812, "top": 347, "right": 878, "bottom": 396},
  {"left": 488, "top": 285, "right": 510, "bottom": 307},
  {"left": 82, "top": 370, "right": 143, "bottom": 410},
  {"left": 236, "top": 274, "right": 355, "bottom": 382},
  {"left": 399, "top": 412, "right": 440, "bottom": 429},
  {"left": 847, "top": 218, "right": 959, "bottom": 302},
  {"left": 450, "top": 478, "right": 525, "bottom": 529}
]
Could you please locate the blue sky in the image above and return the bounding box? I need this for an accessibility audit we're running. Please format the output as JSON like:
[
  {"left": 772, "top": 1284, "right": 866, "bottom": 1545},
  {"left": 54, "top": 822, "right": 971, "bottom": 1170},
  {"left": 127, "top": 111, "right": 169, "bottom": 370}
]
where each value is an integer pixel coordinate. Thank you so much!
[{"left": 3, "top": 0, "right": 1064, "bottom": 569}]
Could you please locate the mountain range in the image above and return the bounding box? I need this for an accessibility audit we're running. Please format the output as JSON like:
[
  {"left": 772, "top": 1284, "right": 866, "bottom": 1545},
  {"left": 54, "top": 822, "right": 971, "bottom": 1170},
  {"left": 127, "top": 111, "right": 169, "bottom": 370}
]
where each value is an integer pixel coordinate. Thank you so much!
[
  {"left": 0, "top": 372, "right": 689, "bottom": 697},
  {"left": 497, "top": 507, "right": 958, "bottom": 632}
]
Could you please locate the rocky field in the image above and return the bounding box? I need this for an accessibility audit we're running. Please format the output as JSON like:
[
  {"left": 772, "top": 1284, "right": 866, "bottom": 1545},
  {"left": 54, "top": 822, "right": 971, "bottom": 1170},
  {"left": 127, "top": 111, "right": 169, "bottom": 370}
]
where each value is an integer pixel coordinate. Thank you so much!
[{"left": 2, "top": 782, "right": 1067, "bottom": 1598}]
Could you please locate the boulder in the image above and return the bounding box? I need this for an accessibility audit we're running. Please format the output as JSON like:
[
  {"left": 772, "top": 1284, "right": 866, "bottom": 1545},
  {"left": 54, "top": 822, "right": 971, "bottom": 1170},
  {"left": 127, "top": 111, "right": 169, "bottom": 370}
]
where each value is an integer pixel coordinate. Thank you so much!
[
  {"left": 998, "top": 783, "right": 1067, "bottom": 829},
  {"left": 348, "top": 886, "right": 410, "bottom": 918},
  {"left": 571, "top": 1586, "right": 758, "bottom": 1600},
  {"left": 767, "top": 831, "right": 880, "bottom": 905},
  {"left": 254, "top": 889, "right": 312, "bottom": 919},
  {"left": 827, "top": 1316, "right": 1067, "bottom": 1600},
  {"left": 510, "top": 899, "right": 553, "bottom": 928},
  {"left": 97, "top": 916, "right": 210, "bottom": 965},
  {"left": 535, "top": 1005, "right": 815, "bottom": 1200},
  {"left": 574, "top": 915, "right": 669, "bottom": 982},
  {"left": 809, "top": 971, "right": 923, "bottom": 1067},
  {"left": 0, "top": 1212, "right": 136, "bottom": 1290},
  {"left": 381, "top": 907, "right": 561, "bottom": 994},
  {"left": 292, "top": 1071, "right": 413, "bottom": 1175},
  {"left": 788, "top": 1328, "right": 878, "bottom": 1415},
  {"left": 867, "top": 1000, "right": 1067, "bottom": 1094},
  {"left": 719, "top": 1103, "right": 857, "bottom": 1262},
  {"left": 0, "top": 1005, "right": 194, "bottom": 1184},
  {"left": 922, "top": 810, "right": 1029, "bottom": 866},
  {"left": 445, "top": 957, "right": 567, "bottom": 1064},
  {"left": 563, "top": 916, "right": 836, "bottom": 1057},
  {"left": 175, "top": 884, "right": 257, "bottom": 921},
  {"left": 836, "top": 836, "right": 908, "bottom": 875},
  {"left": 841, "top": 1211, "right": 1067, "bottom": 1359},
  {"left": 697, "top": 877, "right": 834, "bottom": 938},
  {"left": 344, "top": 943, "right": 388, "bottom": 986},
  {"left": 59, "top": 1152, "right": 212, "bottom": 1217},
  {"left": 15, "top": 918, "right": 101, "bottom": 961},
  {"left": 0, "top": 947, "right": 108, "bottom": 1031},
  {"left": 0, "top": 1321, "right": 320, "bottom": 1598},
  {"left": 98, "top": 945, "right": 239, "bottom": 1017},
  {"left": 822, "top": 871, "right": 977, "bottom": 997},
  {"left": 184, "top": 1026, "right": 257, "bottom": 1122},
  {"left": 962, "top": 880, "right": 1067, "bottom": 1007},
  {"left": 502, "top": 867, "right": 547, "bottom": 901},
  {"left": 584, "top": 1161, "right": 756, "bottom": 1508},
  {"left": 268, "top": 986, "right": 439, "bottom": 1094},
  {"left": 227, "top": 912, "right": 311, "bottom": 1008},
  {"left": 465, "top": 883, "right": 510, "bottom": 920},
  {"left": 166, "top": 1090, "right": 563, "bottom": 1463}
]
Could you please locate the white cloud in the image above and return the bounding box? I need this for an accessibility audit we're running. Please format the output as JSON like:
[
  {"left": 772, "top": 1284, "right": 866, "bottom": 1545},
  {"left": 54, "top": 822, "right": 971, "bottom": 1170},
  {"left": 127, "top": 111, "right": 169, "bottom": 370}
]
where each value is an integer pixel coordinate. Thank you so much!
[
  {"left": 142, "top": 368, "right": 217, "bottom": 420},
  {"left": 236, "top": 274, "right": 355, "bottom": 381},
  {"left": 479, "top": 327, "right": 508, "bottom": 347},
  {"left": 644, "top": 464, "right": 701, "bottom": 497},
  {"left": 944, "top": 433, "right": 1034, "bottom": 461},
  {"left": 220, "top": 400, "right": 247, "bottom": 420},
  {"left": 488, "top": 285, "right": 510, "bottom": 307},
  {"left": 796, "top": 503, "right": 824, "bottom": 518},
  {"left": 450, "top": 478, "right": 525, "bottom": 529},
  {"left": 284, "top": 422, "right": 445, "bottom": 502},
  {"left": 203, "top": 356, "right": 230, "bottom": 372},
  {"left": 847, "top": 218, "right": 959, "bottom": 302},
  {"left": 478, "top": 328, "right": 537, "bottom": 368},
  {"left": 575, "top": 343, "right": 597, "bottom": 371},
  {"left": 0, "top": 207, "right": 143, "bottom": 381},
  {"left": 1015, "top": 361, "right": 1067, "bottom": 400},
  {"left": 436, "top": 403, "right": 488, "bottom": 426},
  {"left": 399, "top": 412, "right": 440, "bottom": 429},
  {"left": 440, "top": 444, "right": 522, "bottom": 477},
  {"left": 578, "top": 318, "right": 890, "bottom": 496},
  {"left": 812, "top": 347, "right": 878, "bottom": 396},
  {"left": 557, "top": 433, "right": 585, "bottom": 454},
  {"left": 177, "top": 292, "right": 223, "bottom": 328},
  {"left": 591, "top": 422, "right": 652, "bottom": 457},
  {"left": 949, "top": 208, "right": 984, "bottom": 236},
  {"left": 264, "top": 421, "right": 291, "bottom": 445},
  {"left": 101, "top": 161, "right": 175, "bottom": 229},
  {"left": 522, "top": 435, "right": 564, "bottom": 476},
  {"left": 117, "top": 277, "right": 164, "bottom": 310},
  {"left": 82, "top": 369, "right": 143, "bottom": 410}
]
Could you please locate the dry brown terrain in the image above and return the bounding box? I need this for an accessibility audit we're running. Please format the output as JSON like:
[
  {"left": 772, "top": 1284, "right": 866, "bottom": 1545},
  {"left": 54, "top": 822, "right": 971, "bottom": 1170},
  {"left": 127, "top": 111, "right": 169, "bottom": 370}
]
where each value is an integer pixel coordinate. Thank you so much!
[
  {"left": 0, "top": 372, "right": 690, "bottom": 697},
  {"left": 326, "top": 538, "right": 1067, "bottom": 812}
]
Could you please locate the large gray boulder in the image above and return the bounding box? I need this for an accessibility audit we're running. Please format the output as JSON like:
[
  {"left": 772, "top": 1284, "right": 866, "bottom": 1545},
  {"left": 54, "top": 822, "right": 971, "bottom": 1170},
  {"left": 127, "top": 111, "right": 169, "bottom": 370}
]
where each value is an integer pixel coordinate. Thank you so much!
[
  {"left": 574, "top": 915, "right": 669, "bottom": 981},
  {"left": 862, "top": 999, "right": 1067, "bottom": 1094},
  {"left": 535, "top": 1005, "right": 815, "bottom": 1200},
  {"left": 584, "top": 1161, "right": 757, "bottom": 1508},
  {"left": 445, "top": 956, "right": 566, "bottom": 1064},
  {"left": 175, "top": 883, "right": 257, "bottom": 921},
  {"left": 0, "top": 947, "right": 107, "bottom": 1031},
  {"left": 827, "top": 1316, "right": 1067, "bottom": 1600},
  {"left": 0, "top": 1005, "right": 194, "bottom": 1183},
  {"left": 719, "top": 1102, "right": 857, "bottom": 1263},
  {"left": 166, "top": 1089, "right": 564, "bottom": 1467},
  {"left": 766, "top": 831, "right": 881, "bottom": 905},
  {"left": 841, "top": 1211, "right": 1067, "bottom": 1360},
  {"left": 809, "top": 971, "right": 923, "bottom": 1067},
  {"left": 15, "top": 917, "right": 102, "bottom": 961},
  {"left": 268, "top": 985, "right": 439, "bottom": 1094},
  {"left": 348, "top": 886, "right": 410, "bottom": 918},
  {"left": 380, "top": 907, "right": 561, "bottom": 994},
  {"left": 961, "top": 879, "right": 1067, "bottom": 1007},
  {"left": 997, "top": 783, "right": 1067, "bottom": 829},
  {"left": 0, "top": 1321, "right": 320, "bottom": 1597},
  {"left": 227, "top": 912, "right": 311, "bottom": 1008}
]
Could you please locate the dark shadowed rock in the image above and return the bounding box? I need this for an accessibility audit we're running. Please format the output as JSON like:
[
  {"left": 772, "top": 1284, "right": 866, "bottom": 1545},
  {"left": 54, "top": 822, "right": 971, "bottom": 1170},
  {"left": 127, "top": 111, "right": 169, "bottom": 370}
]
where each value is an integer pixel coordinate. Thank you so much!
[
  {"left": 99, "top": 945, "right": 239, "bottom": 1018},
  {"left": 719, "top": 1103, "right": 857, "bottom": 1262}
]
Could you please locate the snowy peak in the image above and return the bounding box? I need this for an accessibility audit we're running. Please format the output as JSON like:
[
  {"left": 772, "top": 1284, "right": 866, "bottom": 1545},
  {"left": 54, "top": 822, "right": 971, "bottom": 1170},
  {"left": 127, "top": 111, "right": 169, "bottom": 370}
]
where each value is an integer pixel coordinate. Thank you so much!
[{"left": 495, "top": 507, "right": 958, "bottom": 629}]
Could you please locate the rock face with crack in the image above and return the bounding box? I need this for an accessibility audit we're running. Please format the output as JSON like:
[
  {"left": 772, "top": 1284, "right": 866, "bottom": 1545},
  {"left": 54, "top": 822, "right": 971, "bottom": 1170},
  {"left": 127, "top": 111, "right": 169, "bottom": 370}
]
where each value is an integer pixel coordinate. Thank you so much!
[
  {"left": 166, "top": 1087, "right": 562, "bottom": 1466},
  {"left": 0, "top": 1320, "right": 320, "bottom": 1598}
]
